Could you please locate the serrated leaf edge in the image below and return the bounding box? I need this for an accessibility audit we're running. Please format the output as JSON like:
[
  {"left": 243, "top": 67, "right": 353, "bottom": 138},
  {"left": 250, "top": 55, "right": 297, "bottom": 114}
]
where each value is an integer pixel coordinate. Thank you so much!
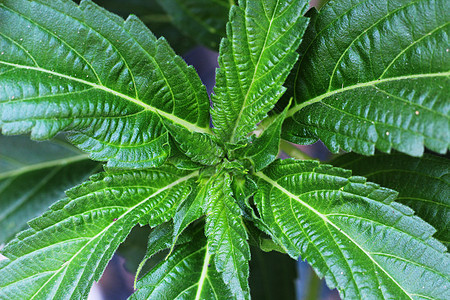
[
  {"left": 255, "top": 170, "right": 416, "bottom": 299},
  {"left": 287, "top": 72, "right": 450, "bottom": 118},
  {"left": 227, "top": 0, "right": 282, "bottom": 142},
  {"left": 24, "top": 170, "right": 199, "bottom": 299},
  {"left": 0, "top": 61, "right": 210, "bottom": 135}
]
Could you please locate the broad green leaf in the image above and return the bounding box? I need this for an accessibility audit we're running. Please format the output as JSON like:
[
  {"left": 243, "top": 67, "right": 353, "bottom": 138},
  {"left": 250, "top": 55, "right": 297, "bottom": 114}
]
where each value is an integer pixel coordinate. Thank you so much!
[
  {"left": 211, "top": 0, "right": 310, "bottom": 143},
  {"left": 333, "top": 152, "right": 450, "bottom": 249},
  {"left": 255, "top": 159, "right": 450, "bottom": 299},
  {"left": 89, "top": 0, "right": 197, "bottom": 53},
  {"left": 156, "top": 0, "right": 231, "bottom": 49},
  {"left": 237, "top": 106, "right": 288, "bottom": 171},
  {"left": 204, "top": 172, "right": 250, "bottom": 299},
  {"left": 0, "top": 135, "right": 100, "bottom": 243},
  {"left": 132, "top": 227, "right": 234, "bottom": 300},
  {"left": 249, "top": 246, "right": 297, "bottom": 300},
  {"left": 0, "top": 166, "right": 199, "bottom": 299},
  {"left": 283, "top": 0, "right": 450, "bottom": 156},
  {"left": 0, "top": 0, "right": 211, "bottom": 169}
]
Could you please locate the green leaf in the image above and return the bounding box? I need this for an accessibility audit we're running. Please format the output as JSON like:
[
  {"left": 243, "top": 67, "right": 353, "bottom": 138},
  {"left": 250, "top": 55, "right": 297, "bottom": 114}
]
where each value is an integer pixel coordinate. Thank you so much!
[
  {"left": 166, "top": 137, "right": 204, "bottom": 170},
  {"left": 231, "top": 175, "right": 258, "bottom": 219},
  {"left": 333, "top": 152, "right": 450, "bottom": 249},
  {"left": 132, "top": 227, "right": 234, "bottom": 300},
  {"left": 163, "top": 120, "right": 224, "bottom": 166},
  {"left": 172, "top": 180, "right": 208, "bottom": 245},
  {"left": 245, "top": 221, "right": 286, "bottom": 254},
  {"left": 284, "top": 0, "right": 450, "bottom": 156},
  {"left": 0, "top": 0, "right": 211, "bottom": 168},
  {"left": 211, "top": 0, "right": 310, "bottom": 143},
  {"left": 237, "top": 106, "right": 288, "bottom": 171},
  {"left": 204, "top": 172, "right": 251, "bottom": 299},
  {"left": 156, "top": 0, "right": 231, "bottom": 49},
  {"left": 0, "top": 135, "right": 100, "bottom": 243},
  {"left": 135, "top": 221, "right": 196, "bottom": 282},
  {"left": 254, "top": 159, "right": 450, "bottom": 299},
  {"left": 0, "top": 166, "right": 199, "bottom": 299}
]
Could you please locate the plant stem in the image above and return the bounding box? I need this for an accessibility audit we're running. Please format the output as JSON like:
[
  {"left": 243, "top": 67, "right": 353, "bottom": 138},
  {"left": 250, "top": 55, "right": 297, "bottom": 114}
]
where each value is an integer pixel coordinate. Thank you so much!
[{"left": 280, "top": 140, "right": 314, "bottom": 160}]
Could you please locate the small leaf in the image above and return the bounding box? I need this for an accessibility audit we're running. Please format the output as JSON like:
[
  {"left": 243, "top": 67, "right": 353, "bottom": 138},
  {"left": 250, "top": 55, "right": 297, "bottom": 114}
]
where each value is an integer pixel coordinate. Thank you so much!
[
  {"left": 231, "top": 175, "right": 258, "bottom": 219},
  {"left": 135, "top": 221, "right": 195, "bottom": 282},
  {"left": 255, "top": 159, "right": 449, "bottom": 299},
  {"left": 0, "top": 0, "right": 210, "bottom": 168},
  {"left": 0, "top": 166, "right": 199, "bottom": 299},
  {"left": 132, "top": 226, "right": 234, "bottom": 300},
  {"left": 245, "top": 221, "right": 286, "bottom": 254},
  {"left": 284, "top": 0, "right": 450, "bottom": 156},
  {"left": 333, "top": 152, "right": 450, "bottom": 249},
  {"left": 0, "top": 135, "right": 99, "bottom": 243},
  {"left": 237, "top": 106, "right": 288, "bottom": 171},
  {"left": 166, "top": 138, "right": 203, "bottom": 170},
  {"left": 204, "top": 172, "right": 251, "bottom": 299},
  {"left": 163, "top": 119, "right": 224, "bottom": 166},
  {"left": 172, "top": 179, "right": 209, "bottom": 245},
  {"left": 156, "top": 0, "right": 231, "bottom": 49},
  {"left": 211, "top": 0, "right": 310, "bottom": 143}
]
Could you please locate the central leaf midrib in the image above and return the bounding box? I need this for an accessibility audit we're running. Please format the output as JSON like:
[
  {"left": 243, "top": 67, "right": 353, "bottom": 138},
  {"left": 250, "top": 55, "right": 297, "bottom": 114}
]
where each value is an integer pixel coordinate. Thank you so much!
[
  {"left": 28, "top": 170, "right": 199, "bottom": 300},
  {"left": 255, "top": 171, "right": 414, "bottom": 299},
  {"left": 195, "top": 245, "right": 211, "bottom": 300},
  {"left": 0, "top": 61, "right": 210, "bottom": 134},
  {"left": 327, "top": 0, "right": 422, "bottom": 90},
  {"left": 0, "top": 153, "right": 90, "bottom": 180},
  {"left": 0, "top": 167, "right": 60, "bottom": 222},
  {"left": 286, "top": 71, "right": 450, "bottom": 118},
  {"left": 229, "top": 1, "right": 280, "bottom": 143}
]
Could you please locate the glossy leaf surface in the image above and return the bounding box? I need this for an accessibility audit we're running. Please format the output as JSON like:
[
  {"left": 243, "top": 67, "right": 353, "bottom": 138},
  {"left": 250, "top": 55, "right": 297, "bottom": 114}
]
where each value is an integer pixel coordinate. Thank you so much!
[
  {"left": 163, "top": 120, "right": 224, "bottom": 166},
  {"left": 172, "top": 182, "right": 207, "bottom": 245},
  {"left": 0, "top": 0, "right": 211, "bottom": 168},
  {"left": 255, "top": 159, "right": 450, "bottom": 299},
  {"left": 333, "top": 152, "right": 450, "bottom": 249},
  {"left": 237, "top": 107, "right": 287, "bottom": 171},
  {"left": 133, "top": 227, "right": 233, "bottom": 300},
  {"left": 205, "top": 172, "right": 251, "bottom": 299},
  {"left": 211, "top": 0, "right": 310, "bottom": 143},
  {"left": 284, "top": 0, "right": 450, "bottom": 156},
  {"left": 0, "top": 167, "right": 198, "bottom": 299},
  {"left": 0, "top": 136, "right": 99, "bottom": 243}
]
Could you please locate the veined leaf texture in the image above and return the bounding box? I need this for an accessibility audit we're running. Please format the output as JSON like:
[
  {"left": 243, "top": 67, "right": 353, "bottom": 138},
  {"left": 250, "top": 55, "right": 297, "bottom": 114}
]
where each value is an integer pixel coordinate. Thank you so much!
[
  {"left": 0, "top": 0, "right": 448, "bottom": 299},
  {"left": 284, "top": 0, "right": 449, "bottom": 156},
  {"left": 0, "top": 0, "right": 211, "bottom": 168}
]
